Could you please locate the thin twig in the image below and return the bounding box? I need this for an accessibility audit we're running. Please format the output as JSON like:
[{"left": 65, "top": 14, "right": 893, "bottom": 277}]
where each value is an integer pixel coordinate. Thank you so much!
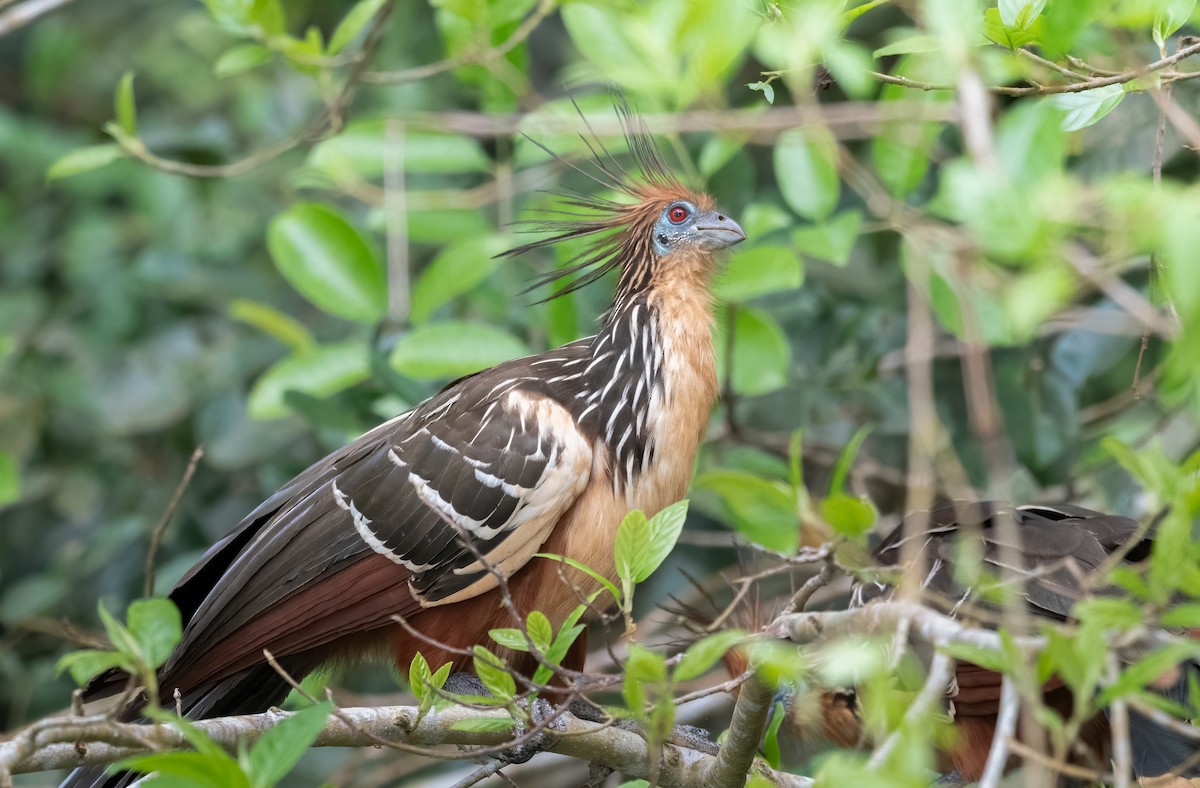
[
  {"left": 451, "top": 759, "right": 508, "bottom": 788},
  {"left": 144, "top": 446, "right": 204, "bottom": 597}
]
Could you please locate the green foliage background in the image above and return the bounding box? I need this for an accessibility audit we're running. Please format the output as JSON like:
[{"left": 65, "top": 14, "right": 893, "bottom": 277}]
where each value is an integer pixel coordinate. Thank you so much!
[{"left": 3, "top": 0, "right": 1200, "bottom": 784}]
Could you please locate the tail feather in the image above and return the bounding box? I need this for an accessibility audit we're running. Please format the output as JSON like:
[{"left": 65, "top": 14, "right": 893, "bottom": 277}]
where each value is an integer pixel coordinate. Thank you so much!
[{"left": 1127, "top": 663, "right": 1200, "bottom": 781}]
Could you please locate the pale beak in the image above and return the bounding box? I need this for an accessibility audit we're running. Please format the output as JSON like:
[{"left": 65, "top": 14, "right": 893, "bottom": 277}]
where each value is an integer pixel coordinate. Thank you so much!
[{"left": 694, "top": 210, "right": 746, "bottom": 250}]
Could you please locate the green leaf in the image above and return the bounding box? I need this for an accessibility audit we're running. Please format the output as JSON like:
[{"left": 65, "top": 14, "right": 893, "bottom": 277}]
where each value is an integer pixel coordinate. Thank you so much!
[
  {"left": 1050, "top": 84, "right": 1126, "bottom": 132},
  {"left": 248, "top": 341, "right": 370, "bottom": 420},
  {"left": 409, "top": 652, "right": 432, "bottom": 702},
  {"left": 694, "top": 470, "right": 798, "bottom": 553},
  {"left": 0, "top": 451, "right": 19, "bottom": 507},
  {"left": 451, "top": 716, "right": 515, "bottom": 732},
  {"left": 116, "top": 752, "right": 248, "bottom": 788},
  {"left": 999, "top": 0, "right": 1047, "bottom": 27},
  {"left": 55, "top": 649, "right": 129, "bottom": 686},
  {"left": 1099, "top": 642, "right": 1200, "bottom": 705},
  {"left": 328, "top": 0, "right": 388, "bottom": 54},
  {"left": 828, "top": 426, "right": 870, "bottom": 495},
  {"left": 97, "top": 601, "right": 140, "bottom": 659},
  {"left": 410, "top": 235, "right": 508, "bottom": 324},
  {"left": 1163, "top": 604, "right": 1200, "bottom": 628},
  {"left": 229, "top": 299, "right": 314, "bottom": 352},
  {"left": 533, "top": 620, "right": 587, "bottom": 686},
  {"left": 614, "top": 509, "right": 650, "bottom": 588},
  {"left": 126, "top": 598, "right": 182, "bottom": 668},
  {"left": 819, "top": 494, "right": 875, "bottom": 537},
  {"left": 267, "top": 203, "right": 385, "bottom": 323},
  {"left": 698, "top": 136, "right": 746, "bottom": 178},
  {"left": 995, "top": 100, "right": 1066, "bottom": 187},
  {"left": 623, "top": 645, "right": 667, "bottom": 714},
  {"left": 390, "top": 322, "right": 530, "bottom": 380},
  {"left": 721, "top": 307, "right": 790, "bottom": 397},
  {"left": 115, "top": 72, "right": 136, "bottom": 136},
  {"left": 526, "top": 611, "right": 553, "bottom": 654},
  {"left": 791, "top": 210, "right": 862, "bottom": 267},
  {"left": 774, "top": 129, "right": 839, "bottom": 221},
  {"left": 713, "top": 246, "right": 804, "bottom": 302},
  {"left": 214, "top": 44, "right": 273, "bottom": 77},
  {"left": 1074, "top": 597, "right": 1143, "bottom": 630},
  {"left": 872, "top": 33, "right": 940, "bottom": 58},
  {"left": 637, "top": 500, "right": 689, "bottom": 582},
  {"left": 675, "top": 629, "right": 745, "bottom": 682},
  {"left": 762, "top": 699, "right": 786, "bottom": 769},
  {"left": 472, "top": 646, "right": 516, "bottom": 701},
  {"left": 246, "top": 702, "right": 331, "bottom": 788},
  {"left": 940, "top": 642, "right": 1008, "bottom": 673},
  {"left": 1154, "top": 0, "right": 1195, "bottom": 48},
  {"left": 46, "top": 144, "right": 124, "bottom": 180},
  {"left": 308, "top": 122, "right": 491, "bottom": 180},
  {"left": 534, "top": 553, "right": 621, "bottom": 603},
  {"left": 489, "top": 628, "right": 531, "bottom": 652},
  {"left": 430, "top": 661, "right": 452, "bottom": 691},
  {"left": 746, "top": 81, "right": 775, "bottom": 104},
  {"left": 983, "top": 7, "right": 1042, "bottom": 48}
]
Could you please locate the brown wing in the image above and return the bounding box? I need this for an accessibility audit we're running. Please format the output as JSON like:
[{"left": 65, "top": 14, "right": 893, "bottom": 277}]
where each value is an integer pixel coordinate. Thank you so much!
[{"left": 88, "top": 346, "right": 597, "bottom": 701}]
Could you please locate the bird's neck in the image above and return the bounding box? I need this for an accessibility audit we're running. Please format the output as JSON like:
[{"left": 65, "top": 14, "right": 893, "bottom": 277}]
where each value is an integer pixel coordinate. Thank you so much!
[{"left": 578, "top": 254, "right": 718, "bottom": 492}]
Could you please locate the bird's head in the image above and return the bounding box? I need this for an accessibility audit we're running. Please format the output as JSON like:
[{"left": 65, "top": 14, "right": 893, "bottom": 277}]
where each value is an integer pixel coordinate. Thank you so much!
[{"left": 502, "top": 91, "right": 745, "bottom": 299}]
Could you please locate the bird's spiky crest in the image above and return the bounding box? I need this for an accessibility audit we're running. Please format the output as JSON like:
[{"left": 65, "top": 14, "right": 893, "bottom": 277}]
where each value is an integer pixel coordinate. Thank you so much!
[{"left": 499, "top": 89, "right": 706, "bottom": 300}]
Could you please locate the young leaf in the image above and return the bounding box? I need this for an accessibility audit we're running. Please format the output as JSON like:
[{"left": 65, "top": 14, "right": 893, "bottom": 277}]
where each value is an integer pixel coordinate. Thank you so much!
[
  {"left": 214, "top": 44, "right": 273, "bottom": 78},
  {"left": 1050, "top": 84, "right": 1125, "bottom": 132},
  {"left": 472, "top": 646, "right": 516, "bottom": 701},
  {"left": 126, "top": 598, "right": 182, "bottom": 668},
  {"left": 623, "top": 645, "right": 666, "bottom": 717},
  {"left": 0, "top": 450, "right": 17, "bottom": 506},
  {"left": 266, "top": 203, "right": 386, "bottom": 323},
  {"left": 229, "top": 299, "right": 314, "bottom": 352},
  {"left": 115, "top": 72, "right": 137, "bottom": 136},
  {"left": 489, "top": 628, "right": 531, "bottom": 652},
  {"left": 409, "top": 652, "right": 432, "bottom": 703},
  {"left": 674, "top": 629, "right": 745, "bottom": 683},
  {"left": 245, "top": 702, "right": 332, "bottom": 788},
  {"left": 247, "top": 341, "right": 370, "bottom": 421},
  {"left": 46, "top": 145, "right": 124, "bottom": 180},
  {"left": 819, "top": 494, "right": 875, "bottom": 537},
  {"left": 637, "top": 500, "right": 689, "bottom": 582},
  {"left": 56, "top": 649, "right": 129, "bottom": 687},
  {"left": 525, "top": 611, "right": 553, "bottom": 654},
  {"left": 328, "top": 0, "right": 389, "bottom": 54},
  {"left": 534, "top": 553, "right": 621, "bottom": 602},
  {"left": 97, "top": 601, "right": 140, "bottom": 660},
  {"left": 762, "top": 699, "right": 786, "bottom": 769},
  {"left": 614, "top": 509, "right": 650, "bottom": 588},
  {"left": 115, "top": 752, "right": 248, "bottom": 788},
  {"left": 828, "top": 426, "right": 870, "bottom": 495}
]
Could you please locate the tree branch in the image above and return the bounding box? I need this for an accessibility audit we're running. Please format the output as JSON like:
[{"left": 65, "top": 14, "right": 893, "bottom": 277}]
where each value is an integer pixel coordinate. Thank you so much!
[{"left": 1, "top": 703, "right": 809, "bottom": 787}]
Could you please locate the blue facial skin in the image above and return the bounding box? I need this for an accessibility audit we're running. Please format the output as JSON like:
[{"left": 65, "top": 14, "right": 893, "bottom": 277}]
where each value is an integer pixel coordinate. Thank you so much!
[{"left": 652, "top": 201, "right": 746, "bottom": 256}]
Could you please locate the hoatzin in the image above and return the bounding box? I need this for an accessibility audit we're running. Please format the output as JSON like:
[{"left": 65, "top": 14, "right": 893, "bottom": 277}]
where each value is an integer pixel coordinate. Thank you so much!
[
  {"left": 703, "top": 502, "right": 1200, "bottom": 785},
  {"left": 63, "top": 97, "right": 744, "bottom": 787}
]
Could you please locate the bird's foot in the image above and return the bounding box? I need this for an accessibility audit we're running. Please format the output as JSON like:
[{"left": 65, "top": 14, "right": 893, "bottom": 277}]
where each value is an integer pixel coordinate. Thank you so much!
[
  {"left": 933, "top": 771, "right": 968, "bottom": 787},
  {"left": 568, "top": 700, "right": 719, "bottom": 756}
]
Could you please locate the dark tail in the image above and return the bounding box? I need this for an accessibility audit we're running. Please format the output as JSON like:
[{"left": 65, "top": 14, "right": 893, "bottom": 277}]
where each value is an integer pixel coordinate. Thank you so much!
[{"left": 1126, "top": 662, "right": 1200, "bottom": 780}]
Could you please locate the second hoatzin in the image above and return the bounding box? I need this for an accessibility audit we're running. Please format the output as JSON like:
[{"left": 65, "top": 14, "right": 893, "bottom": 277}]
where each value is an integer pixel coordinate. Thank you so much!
[
  {"left": 65, "top": 96, "right": 744, "bottom": 786},
  {"left": 702, "top": 502, "right": 1199, "bottom": 784}
]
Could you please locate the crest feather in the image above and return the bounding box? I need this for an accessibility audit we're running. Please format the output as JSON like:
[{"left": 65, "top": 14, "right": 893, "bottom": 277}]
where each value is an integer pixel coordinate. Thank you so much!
[{"left": 498, "top": 88, "right": 701, "bottom": 299}]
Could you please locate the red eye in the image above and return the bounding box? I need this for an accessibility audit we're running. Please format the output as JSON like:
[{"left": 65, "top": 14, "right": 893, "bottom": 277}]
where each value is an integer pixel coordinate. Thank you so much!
[{"left": 668, "top": 205, "right": 689, "bottom": 223}]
